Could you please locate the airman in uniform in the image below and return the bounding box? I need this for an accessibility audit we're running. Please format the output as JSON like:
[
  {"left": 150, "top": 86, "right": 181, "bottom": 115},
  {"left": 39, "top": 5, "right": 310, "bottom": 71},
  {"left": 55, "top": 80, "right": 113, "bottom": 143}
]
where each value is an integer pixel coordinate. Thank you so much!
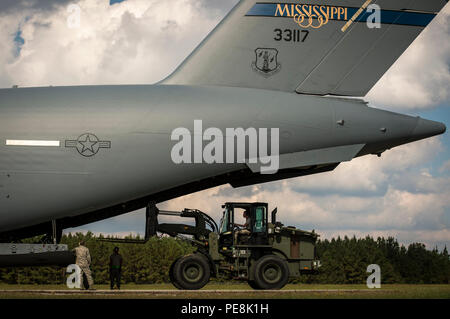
[
  {"left": 109, "top": 246, "right": 123, "bottom": 290},
  {"left": 234, "top": 210, "right": 251, "bottom": 244},
  {"left": 73, "top": 240, "right": 94, "bottom": 290}
]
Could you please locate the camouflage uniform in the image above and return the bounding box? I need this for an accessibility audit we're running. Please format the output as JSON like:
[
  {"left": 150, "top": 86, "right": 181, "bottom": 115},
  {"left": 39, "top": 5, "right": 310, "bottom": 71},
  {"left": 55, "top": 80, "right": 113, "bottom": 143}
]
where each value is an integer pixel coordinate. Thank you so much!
[
  {"left": 235, "top": 213, "right": 251, "bottom": 243},
  {"left": 74, "top": 245, "right": 94, "bottom": 289}
]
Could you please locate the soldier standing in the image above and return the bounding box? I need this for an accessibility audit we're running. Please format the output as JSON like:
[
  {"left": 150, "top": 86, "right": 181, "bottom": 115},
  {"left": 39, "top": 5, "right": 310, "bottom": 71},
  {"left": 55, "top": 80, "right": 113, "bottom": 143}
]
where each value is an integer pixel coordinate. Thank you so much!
[
  {"left": 73, "top": 240, "right": 94, "bottom": 290},
  {"left": 109, "top": 246, "right": 123, "bottom": 290}
]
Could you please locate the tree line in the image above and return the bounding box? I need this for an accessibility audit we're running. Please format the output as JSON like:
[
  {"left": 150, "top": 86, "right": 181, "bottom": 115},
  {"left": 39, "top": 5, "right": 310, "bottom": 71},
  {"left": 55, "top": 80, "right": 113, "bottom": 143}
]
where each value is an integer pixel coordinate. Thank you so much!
[
  {"left": 300, "top": 236, "right": 449, "bottom": 284},
  {"left": 0, "top": 233, "right": 448, "bottom": 285}
]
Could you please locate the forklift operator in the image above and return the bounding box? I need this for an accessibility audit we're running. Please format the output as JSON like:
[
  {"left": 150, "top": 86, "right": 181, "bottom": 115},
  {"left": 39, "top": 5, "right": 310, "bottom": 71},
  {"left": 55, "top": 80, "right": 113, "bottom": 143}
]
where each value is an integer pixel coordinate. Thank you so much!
[{"left": 234, "top": 210, "right": 251, "bottom": 243}]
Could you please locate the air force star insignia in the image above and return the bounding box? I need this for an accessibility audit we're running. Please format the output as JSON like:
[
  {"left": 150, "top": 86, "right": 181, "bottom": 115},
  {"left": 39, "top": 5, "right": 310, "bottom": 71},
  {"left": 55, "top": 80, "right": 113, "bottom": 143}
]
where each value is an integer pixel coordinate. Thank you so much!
[{"left": 65, "top": 133, "right": 111, "bottom": 157}]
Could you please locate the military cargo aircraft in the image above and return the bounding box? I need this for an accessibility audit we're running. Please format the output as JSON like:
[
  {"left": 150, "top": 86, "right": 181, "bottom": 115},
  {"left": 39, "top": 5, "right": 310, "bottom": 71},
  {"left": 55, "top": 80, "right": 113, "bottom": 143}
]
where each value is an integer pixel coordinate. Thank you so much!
[{"left": 0, "top": 0, "right": 447, "bottom": 245}]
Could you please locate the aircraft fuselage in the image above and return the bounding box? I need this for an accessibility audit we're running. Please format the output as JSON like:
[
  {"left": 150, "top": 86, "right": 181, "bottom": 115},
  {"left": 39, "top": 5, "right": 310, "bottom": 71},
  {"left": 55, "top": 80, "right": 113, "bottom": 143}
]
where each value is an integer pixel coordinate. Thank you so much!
[{"left": 0, "top": 84, "right": 445, "bottom": 236}]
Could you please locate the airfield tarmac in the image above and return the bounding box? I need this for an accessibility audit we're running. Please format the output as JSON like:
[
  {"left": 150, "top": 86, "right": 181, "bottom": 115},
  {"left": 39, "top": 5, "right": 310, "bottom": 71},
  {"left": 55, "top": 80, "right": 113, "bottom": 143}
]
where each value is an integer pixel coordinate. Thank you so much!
[{"left": 0, "top": 284, "right": 448, "bottom": 299}]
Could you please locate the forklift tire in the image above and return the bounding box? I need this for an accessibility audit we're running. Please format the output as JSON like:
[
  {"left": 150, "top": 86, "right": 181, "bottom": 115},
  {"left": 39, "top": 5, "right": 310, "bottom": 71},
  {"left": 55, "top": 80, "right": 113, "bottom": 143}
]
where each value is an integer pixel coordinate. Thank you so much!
[
  {"left": 253, "top": 255, "right": 289, "bottom": 290},
  {"left": 247, "top": 280, "right": 262, "bottom": 290},
  {"left": 170, "top": 257, "right": 183, "bottom": 290},
  {"left": 173, "top": 254, "right": 210, "bottom": 290}
]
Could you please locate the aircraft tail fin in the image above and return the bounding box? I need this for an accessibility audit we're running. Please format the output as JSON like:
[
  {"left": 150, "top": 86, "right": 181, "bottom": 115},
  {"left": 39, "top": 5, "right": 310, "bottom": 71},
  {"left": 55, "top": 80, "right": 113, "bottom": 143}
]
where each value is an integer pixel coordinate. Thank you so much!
[{"left": 162, "top": 0, "right": 447, "bottom": 96}]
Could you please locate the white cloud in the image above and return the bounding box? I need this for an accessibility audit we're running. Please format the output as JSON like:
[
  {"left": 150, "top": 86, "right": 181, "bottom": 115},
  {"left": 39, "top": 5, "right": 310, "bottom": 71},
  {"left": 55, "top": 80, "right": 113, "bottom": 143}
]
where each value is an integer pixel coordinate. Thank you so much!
[
  {"left": 290, "top": 136, "right": 444, "bottom": 195},
  {"left": 367, "top": 3, "right": 450, "bottom": 110},
  {"left": 156, "top": 178, "right": 450, "bottom": 249},
  {"left": 2, "top": 0, "right": 228, "bottom": 88}
]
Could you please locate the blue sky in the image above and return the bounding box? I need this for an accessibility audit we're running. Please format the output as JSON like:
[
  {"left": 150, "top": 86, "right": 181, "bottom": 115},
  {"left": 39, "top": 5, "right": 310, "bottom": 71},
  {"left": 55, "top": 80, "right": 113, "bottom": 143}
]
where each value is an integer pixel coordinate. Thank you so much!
[
  {"left": 110, "top": 0, "right": 126, "bottom": 5},
  {"left": 0, "top": 0, "right": 448, "bottom": 250}
]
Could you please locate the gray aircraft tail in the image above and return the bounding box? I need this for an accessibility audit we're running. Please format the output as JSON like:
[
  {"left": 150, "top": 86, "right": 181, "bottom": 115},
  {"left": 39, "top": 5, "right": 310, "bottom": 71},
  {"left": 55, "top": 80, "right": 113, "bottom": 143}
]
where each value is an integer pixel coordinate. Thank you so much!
[{"left": 162, "top": 0, "right": 447, "bottom": 96}]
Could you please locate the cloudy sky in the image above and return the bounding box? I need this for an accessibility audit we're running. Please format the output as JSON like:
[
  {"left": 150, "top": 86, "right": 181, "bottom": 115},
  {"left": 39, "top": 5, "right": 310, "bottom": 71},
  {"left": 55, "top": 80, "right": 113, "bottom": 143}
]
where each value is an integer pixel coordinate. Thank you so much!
[{"left": 1, "top": 0, "right": 449, "bottom": 250}]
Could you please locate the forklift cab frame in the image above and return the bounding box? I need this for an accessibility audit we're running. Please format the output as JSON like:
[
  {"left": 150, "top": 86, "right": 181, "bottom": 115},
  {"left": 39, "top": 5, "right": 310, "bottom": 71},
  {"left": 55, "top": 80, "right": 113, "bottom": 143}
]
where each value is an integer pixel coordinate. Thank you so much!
[{"left": 219, "top": 202, "right": 269, "bottom": 247}]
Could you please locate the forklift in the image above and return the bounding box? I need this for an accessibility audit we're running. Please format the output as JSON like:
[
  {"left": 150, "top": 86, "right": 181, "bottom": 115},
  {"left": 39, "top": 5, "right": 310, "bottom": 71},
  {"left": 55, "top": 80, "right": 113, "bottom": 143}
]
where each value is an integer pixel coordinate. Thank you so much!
[{"left": 145, "top": 201, "right": 320, "bottom": 290}]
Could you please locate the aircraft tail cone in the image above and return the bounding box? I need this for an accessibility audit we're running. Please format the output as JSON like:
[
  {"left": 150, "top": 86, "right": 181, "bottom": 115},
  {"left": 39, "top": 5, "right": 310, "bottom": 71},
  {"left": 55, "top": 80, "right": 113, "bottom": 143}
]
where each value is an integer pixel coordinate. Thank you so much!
[{"left": 411, "top": 118, "right": 446, "bottom": 141}]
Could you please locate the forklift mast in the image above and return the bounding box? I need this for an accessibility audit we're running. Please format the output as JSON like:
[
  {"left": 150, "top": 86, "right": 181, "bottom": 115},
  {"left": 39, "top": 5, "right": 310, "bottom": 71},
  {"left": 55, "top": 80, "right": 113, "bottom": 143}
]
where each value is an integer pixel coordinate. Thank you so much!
[{"left": 146, "top": 202, "right": 218, "bottom": 241}]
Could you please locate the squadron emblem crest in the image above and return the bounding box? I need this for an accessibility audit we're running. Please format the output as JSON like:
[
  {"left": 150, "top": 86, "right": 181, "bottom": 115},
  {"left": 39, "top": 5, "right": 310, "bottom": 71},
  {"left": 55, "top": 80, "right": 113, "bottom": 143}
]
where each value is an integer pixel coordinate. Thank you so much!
[{"left": 252, "top": 48, "right": 281, "bottom": 77}]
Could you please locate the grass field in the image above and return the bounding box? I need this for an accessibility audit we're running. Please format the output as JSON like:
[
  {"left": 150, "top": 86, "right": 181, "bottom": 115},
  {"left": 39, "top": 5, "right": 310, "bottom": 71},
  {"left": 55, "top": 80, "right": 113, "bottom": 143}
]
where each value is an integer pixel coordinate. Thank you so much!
[{"left": 0, "top": 283, "right": 449, "bottom": 299}]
